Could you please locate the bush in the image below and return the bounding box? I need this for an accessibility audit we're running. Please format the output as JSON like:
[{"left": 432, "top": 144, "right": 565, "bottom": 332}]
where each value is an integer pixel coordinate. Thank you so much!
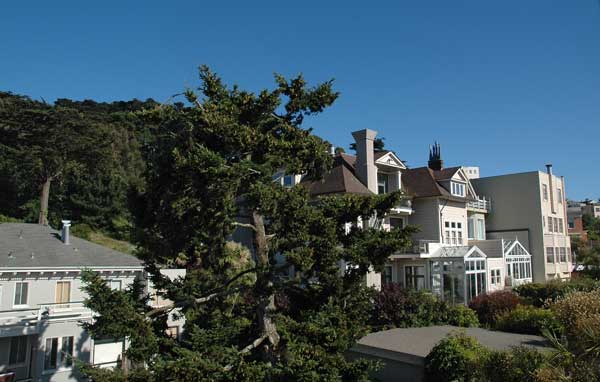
[
  {"left": 468, "top": 291, "right": 520, "bottom": 326},
  {"left": 550, "top": 289, "right": 600, "bottom": 340},
  {"left": 515, "top": 279, "right": 600, "bottom": 307},
  {"left": 0, "top": 214, "right": 22, "bottom": 223},
  {"left": 71, "top": 223, "right": 93, "bottom": 240},
  {"left": 494, "top": 305, "right": 563, "bottom": 336},
  {"left": 371, "top": 284, "right": 479, "bottom": 329},
  {"left": 480, "top": 346, "right": 548, "bottom": 382},
  {"left": 424, "top": 331, "right": 484, "bottom": 382},
  {"left": 443, "top": 304, "right": 480, "bottom": 328}
]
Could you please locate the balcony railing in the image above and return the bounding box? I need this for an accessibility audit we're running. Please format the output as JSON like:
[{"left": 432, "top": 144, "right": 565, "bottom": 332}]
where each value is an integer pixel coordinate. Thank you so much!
[
  {"left": 395, "top": 240, "right": 441, "bottom": 255},
  {"left": 467, "top": 197, "right": 491, "bottom": 212},
  {"left": 0, "top": 302, "right": 92, "bottom": 329}
]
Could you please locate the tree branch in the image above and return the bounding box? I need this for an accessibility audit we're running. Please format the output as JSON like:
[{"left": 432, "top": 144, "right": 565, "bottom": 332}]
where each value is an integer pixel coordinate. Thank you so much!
[
  {"left": 233, "top": 222, "right": 257, "bottom": 232},
  {"left": 146, "top": 286, "right": 244, "bottom": 318},
  {"left": 223, "top": 334, "right": 269, "bottom": 372}
]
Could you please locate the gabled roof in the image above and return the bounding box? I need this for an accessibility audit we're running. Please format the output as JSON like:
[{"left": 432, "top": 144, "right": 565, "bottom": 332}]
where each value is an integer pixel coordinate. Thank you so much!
[
  {"left": 375, "top": 150, "right": 406, "bottom": 169},
  {"left": 431, "top": 245, "right": 487, "bottom": 259},
  {"left": 402, "top": 166, "right": 473, "bottom": 201},
  {"left": 0, "top": 223, "right": 143, "bottom": 269},
  {"left": 301, "top": 154, "right": 372, "bottom": 196},
  {"left": 467, "top": 239, "right": 531, "bottom": 259}
]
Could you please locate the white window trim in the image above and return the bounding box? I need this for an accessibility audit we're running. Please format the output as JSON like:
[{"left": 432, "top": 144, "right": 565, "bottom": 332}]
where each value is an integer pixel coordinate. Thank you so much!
[
  {"left": 43, "top": 336, "right": 74, "bottom": 373},
  {"left": 404, "top": 265, "right": 425, "bottom": 290},
  {"left": 13, "top": 281, "right": 29, "bottom": 308}
]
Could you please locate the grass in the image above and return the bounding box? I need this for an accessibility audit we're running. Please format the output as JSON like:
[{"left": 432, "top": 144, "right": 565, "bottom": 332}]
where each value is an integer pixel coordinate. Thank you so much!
[{"left": 87, "top": 231, "right": 137, "bottom": 254}]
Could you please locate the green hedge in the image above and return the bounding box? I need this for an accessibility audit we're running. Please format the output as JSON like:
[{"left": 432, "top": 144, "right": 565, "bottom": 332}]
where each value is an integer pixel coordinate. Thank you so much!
[
  {"left": 514, "top": 279, "right": 600, "bottom": 307},
  {"left": 494, "top": 305, "right": 563, "bottom": 336}
]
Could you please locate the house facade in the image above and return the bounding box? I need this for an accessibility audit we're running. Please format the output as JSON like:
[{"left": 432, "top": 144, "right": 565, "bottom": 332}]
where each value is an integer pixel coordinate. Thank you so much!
[
  {"left": 301, "top": 129, "right": 532, "bottom": 304},
  {"left": 472, "top": 167, "right": 572, "bottom": 282},
  {"left": 0, "top": 223, "right": 183, "bottom": 382}
]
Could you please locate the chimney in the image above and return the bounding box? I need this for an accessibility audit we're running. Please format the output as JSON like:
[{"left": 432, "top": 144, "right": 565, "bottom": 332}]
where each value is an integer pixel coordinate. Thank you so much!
[
  {"left": 61, "top": 220, "right": 71, "bottom": 245},
  {"left": 351, "top": 129, "right": 378, "bottom": 193},
  {"left": 428, "top": 142, "right": 443, "bottom": 171},
  {"left": 546, "top": 164, "right": 556, "bottom": 214},
  {"left": 330, "top": 145, "right": 336, "bottom": 155}
]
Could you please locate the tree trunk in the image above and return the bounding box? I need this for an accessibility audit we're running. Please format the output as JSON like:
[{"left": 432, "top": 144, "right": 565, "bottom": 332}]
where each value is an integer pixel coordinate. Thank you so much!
[
  {"left": 252, "top": 211, "right": 280, "bottom": 363},
  {"left": 38, "top": 178, "right": 51, "bottom": 225}
]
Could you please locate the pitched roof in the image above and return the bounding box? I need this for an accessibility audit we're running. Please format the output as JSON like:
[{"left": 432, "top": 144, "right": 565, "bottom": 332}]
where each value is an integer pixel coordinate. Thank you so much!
[
  {"left": 0, "top": 223, "right": 143, "bottom": 269},
  {"left": 401, "top": 166, "right": 465, "bottom": 200},
  {"left": 301, "top": 154, "right": 373, "bottom": 196}
]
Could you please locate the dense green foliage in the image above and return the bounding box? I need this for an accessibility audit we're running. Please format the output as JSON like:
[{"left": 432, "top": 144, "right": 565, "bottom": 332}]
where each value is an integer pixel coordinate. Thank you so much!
[
  {"left": 468, "top": 291, "right": 521, "bottom": 326},
  {"left": 0, "top": 91, "right": 157, "bottom": 237},
  {"left": 494, "top": 305, "right": 563, "bottom": 336},
  {"left": 514, "top": 278, "right": 600, "bottom": 307},
  {"left": 480, "top": 346, "right": 549, "bottom": 382},
  {"left": 424, "top": 331, "right": 484, "bottom": 382},
  {"left": 80, "top": 67, "right": 414, "bottom": 381},
  {"left": 371, "top": 283, "right": 479, "bottom": 329}
]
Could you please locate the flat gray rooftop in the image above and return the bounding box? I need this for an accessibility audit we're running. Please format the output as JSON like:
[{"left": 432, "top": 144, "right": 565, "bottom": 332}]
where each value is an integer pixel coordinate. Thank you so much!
[{"left": 356, "top": 326, "right": 551, "bottom": 359}]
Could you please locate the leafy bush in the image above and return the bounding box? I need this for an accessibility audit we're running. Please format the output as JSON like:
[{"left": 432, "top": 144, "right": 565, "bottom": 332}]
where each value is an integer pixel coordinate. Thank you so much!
[
  {"left": 550, "top": 289, "right": 600, "bottom": 341},
  {"left": 494, "top": 305, "right": 563, "bottom": 336},
  {"left": 71, "top": 223, "right": 94, "bottom": 240},
  {"left": 371, "top": 284, "right": 479, "bottom": 329},
  {"left": 0, "top": 214, "right": 22, "bottom": 223},
  {"left": 480, "top": 346, "right": 548, "bottom": 382},
  {"left": 442, "top": 304, "right": 480, "bottom": 328},
  {"left": 468, "top": 291, "right": 520, "bottom": 326},
  {"left": 424, "top": 331, "right": 484, "bottom": 382},
  {"left": 515, "top": 279, "right": 600, "bottom": 307}
]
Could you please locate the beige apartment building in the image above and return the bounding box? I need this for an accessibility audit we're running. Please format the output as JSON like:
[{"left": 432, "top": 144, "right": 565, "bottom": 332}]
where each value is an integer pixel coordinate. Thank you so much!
[{"left": 472, "top": 166, "right": 571, "bottom": 282}]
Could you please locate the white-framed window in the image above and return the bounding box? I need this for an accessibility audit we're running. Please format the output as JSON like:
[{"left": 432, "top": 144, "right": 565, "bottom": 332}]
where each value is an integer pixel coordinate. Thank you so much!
[
  {"left": 467, "top": 218, "right": 475, "bottom": 239},
  {"left": 559, "top": 247, "right": 567, "bottom": 263},
  {"left": 283, "top": 175, "right": 294, "bottom": 187},
  {"left": 14, "top": 282, "right": 29, "bottom": 307},
  {"left": 405, "top": 265, "right": 425, "bottom": 290},
  {"left": 377, "top": 173, "right": 389, "bottom": 194},
  {"left": 55, "top": 281, "right": 71, "bottom": 305},
  {"left": 444, "top": 221, "right": 463, "bottom": 245},
  {"left": 9, "top": 336, "right": 28, "bottom": 365},
  {"left": 451, "top": 182, "right": 465, "bottom": 197},
  {"left": 490, "top": 269, "right": 502, "bottom": 286},
  {"left": 542, "top": 184, "right": 548, "bottom": 201},
  {"left": 557, "top": 188, "right": 563, "bottom": 204},
  {"left": 465, "top": 259, "right": 486, "bottom": 301},
  {"left": 108, "top": 280, "right": 122, "bottom": 291},
  {"left": 44, "top": 336, "right": 74, "bottom": 370},
  {"left": 558, "top": 218, "right": 564, "bottom": 234},
  {"left": 546, "top": 247, "right": 555, "bottom": 263},
  {"left": 476, "top": 219, "right": 485, "bottom": 240}
]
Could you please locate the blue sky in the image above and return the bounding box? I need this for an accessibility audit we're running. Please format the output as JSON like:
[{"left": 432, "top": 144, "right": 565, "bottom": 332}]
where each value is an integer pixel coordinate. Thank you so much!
[{"left": 1, "top": 1, "right": 599, "bottom": 199}]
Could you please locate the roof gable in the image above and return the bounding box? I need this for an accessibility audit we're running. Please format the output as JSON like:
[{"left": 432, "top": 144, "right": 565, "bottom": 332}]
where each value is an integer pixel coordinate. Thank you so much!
[{"left": 375, "top": 151, "right": 406, "bottom": 169}]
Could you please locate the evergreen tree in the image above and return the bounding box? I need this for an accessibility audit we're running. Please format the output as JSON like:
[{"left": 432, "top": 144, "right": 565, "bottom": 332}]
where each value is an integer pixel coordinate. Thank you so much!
[{"left": 80, "top": 66, "right": 414, "bottom": 381}]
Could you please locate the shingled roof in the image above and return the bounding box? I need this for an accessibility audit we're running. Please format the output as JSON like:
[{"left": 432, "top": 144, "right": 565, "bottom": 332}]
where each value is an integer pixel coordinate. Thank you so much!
[
  {"left": 301, "top": 153, "right": 372, "bottom": 196},
  {"left": 401, "top": 166, "right": 463, "bottom": 199},
  {"left": 0, "top": 223, "right": 143, "bottom": 269}
]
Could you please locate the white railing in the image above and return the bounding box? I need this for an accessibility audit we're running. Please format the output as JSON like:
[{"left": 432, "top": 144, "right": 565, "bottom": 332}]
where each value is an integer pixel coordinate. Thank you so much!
[
  {"left": 0, "top": 302, "right": 92, "bottom": 328},
  {"left": 467, "top": 197, "right": 491, "bottom": 212},
  {"left": 396, "top": 240, "right": 440, "bottom": 255}
]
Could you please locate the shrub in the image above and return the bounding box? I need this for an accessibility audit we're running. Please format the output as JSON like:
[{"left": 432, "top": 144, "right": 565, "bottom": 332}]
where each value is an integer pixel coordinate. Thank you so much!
[
  {"left": 515, "top": 279, "right": 600, "bottom": 307},
  {"left": 468, "top": 291, "right": 520, "bottom": 326},
  {"left": 443, "top": 304, "right": 480, "bottom": 328},
  {"left": 550, "top": 289, "right": 600, "bottom": 340},
  {"left": 494, "top": 305, "right": 563, "bottom": 336},
  {"left": 71, "top": 223, "right": 93, "bottom": 240},
  {"left": 0, "top": 214, "right": 22, "bottom": 223},
  {"left": 480, "top": 346, "right": 548, "bottom": 382},
  {"left": 424, "top": 331, "right": 484, "bottom": 382},
  {"left": 372, "top": 284, "right": 444, "bottom": 328},
  {"left": 371, "top": 284, "right": 480, "bottom": 329}
]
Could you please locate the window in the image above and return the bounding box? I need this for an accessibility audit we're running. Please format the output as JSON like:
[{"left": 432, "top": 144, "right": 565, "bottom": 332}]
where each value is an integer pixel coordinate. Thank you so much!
[
  {"left": 568, "top": 221, "right": 574, "bottom": 229},
  {"left": 55, "top": 281, "right": 71, "bottom": 305},
  {"left": 476, "top": 219, "right": 485, "bottom": 240},
  {"left": 542, "top": 184, "right": 548, "bottom": 200},
  {"left": 9, "top": 336, "right": 27, "bottom": 365},
  {"left": 557, "top": 189, "right": 563, "bottom": 204},
  {"left": 382, "top": 265, "right": 393, "bottom": 285},
  {"left": 405, "top": 266, "right": 425, "bottom": 290},
  {"left": 283, "top": 175, "right": 293, "bottom": 187},
  {"left": 490, "top": 269, "right": 501, "bottom": 286},
  {"left": 559, "top": 247, "right": 567, "bottom": 263},
  {"left": 444, "top": 221, "right": 463, "bottom": 245},
  {"left": 468, "top": 218, "right": 475, "bottom": 239},
  {"left": 553, "top": 218, "right": 559, "bottom": 233},
  {"left": 377, "top": 173, "right": 389, "bottom": 194},
  {"left": 44, "top": 336, "right": 74, "bottom": 370},
  {"left": 14, "top": 282, "right": 28, "bottom": 306},
  {"left": 547, "top": 216, "right": 553, "bottom": 232},
  {"left": 389, "top": 217, "right": 404, "bottom": 230},
  {"left": 166, "top": 326, "right": 180, "bottom": 340},
  {"left": 451, "top": 182, "right": 465, "bottom": 197},
  {"left": 546, "top": 247, "right": 555, "bottom": 263},
  {"left": 567, "top": 248, "right": 571, "bottom": 262},
  {"left": 108, "top": 280, "right": 122, "bottom": 291},
  {"left": 558, "top": 218, "right": 564, "bottom": 234}
]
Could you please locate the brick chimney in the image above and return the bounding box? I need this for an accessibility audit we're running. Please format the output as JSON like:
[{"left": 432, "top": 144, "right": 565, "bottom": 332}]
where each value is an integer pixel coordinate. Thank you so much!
[
  {"left": 351, "top": 129, "right": 378, "bottom": 193},
  {"left": 428, "top": 142, "right": 443, "bottom": 171}
]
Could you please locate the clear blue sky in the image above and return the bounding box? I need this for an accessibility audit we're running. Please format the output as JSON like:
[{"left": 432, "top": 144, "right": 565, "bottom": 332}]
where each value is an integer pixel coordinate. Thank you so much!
[{"left": 2, "top": 1, "right": 599, "bottom": 200}]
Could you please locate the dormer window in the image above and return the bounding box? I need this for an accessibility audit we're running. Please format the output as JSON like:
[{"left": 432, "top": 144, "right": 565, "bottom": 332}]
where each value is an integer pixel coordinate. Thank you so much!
[
  {"left": 451, "top": 182, "right": 465, "bottom": 197},
  {"left": 378, "top": 173, "right": 389, "bottom": 194}
]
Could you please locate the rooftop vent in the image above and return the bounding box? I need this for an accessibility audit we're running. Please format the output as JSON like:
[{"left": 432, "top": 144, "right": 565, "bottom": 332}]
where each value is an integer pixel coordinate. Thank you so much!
[{"left": 61, "top": 220, "right": 71, "bottom": 245}]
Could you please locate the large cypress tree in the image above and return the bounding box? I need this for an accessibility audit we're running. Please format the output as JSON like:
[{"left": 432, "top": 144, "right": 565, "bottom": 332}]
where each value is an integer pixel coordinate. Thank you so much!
[{"left": 81, "top": 66, "right": 413, "bottom": 381}]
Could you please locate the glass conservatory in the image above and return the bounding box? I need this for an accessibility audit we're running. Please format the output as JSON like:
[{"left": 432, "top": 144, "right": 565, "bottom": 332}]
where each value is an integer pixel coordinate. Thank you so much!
[
  {"left": 503, "top": 240, "right": 533, "bottom": 286},
  {"left": 429, "top": 246, "right": 487, "bottom": 305}
]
